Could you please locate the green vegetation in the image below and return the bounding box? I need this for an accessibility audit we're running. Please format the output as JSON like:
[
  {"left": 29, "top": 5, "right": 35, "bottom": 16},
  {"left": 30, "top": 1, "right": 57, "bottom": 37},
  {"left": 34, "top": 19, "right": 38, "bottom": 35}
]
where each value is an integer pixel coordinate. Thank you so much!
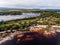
[
  {"left": 0, "top": 10, "right": 60, "bottom": 31},
  {"left": 0, "top": 9, "right": 40, "bottom": 15},
  {"left": 0, "top": 11, "right": 22, "bottom": 15}
]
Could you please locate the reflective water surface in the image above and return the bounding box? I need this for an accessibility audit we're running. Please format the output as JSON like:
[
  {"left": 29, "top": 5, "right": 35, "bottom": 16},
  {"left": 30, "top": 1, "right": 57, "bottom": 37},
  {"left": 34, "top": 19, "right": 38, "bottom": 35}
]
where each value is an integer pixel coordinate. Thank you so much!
[{"left": 0, "top": 13, "right": 40, "bottom": 21}]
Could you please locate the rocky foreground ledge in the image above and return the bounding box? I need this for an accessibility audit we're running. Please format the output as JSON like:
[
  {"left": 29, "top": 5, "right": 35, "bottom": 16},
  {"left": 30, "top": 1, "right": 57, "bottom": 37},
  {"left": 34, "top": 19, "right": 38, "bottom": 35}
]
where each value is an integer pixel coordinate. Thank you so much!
[
  {"left": 0, "top": 31, "right": 23, "bottom": 44},
  {"left": 0, "top": 25, "right": 60, "bottom": 45}
]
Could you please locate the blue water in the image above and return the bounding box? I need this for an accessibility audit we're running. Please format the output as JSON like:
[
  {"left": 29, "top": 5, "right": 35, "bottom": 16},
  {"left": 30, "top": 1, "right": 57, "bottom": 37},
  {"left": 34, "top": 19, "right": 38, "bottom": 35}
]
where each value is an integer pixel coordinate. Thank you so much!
[{"left": 0, "top": 13, "right": 40, "bottom": 21}]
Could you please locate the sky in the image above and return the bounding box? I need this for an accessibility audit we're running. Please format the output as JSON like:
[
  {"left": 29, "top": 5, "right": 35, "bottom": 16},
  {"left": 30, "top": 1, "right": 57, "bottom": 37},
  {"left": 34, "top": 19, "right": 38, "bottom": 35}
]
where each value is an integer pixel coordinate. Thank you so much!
[{"left": 0, "top": 0, "right": 60, "bottom": 9}]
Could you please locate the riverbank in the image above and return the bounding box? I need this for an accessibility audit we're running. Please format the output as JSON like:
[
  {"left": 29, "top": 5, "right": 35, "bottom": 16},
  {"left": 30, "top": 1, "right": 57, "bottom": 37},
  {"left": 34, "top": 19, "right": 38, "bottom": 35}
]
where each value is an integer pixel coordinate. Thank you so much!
[{"left": 0, "top": 11, "right": 60, "bottom": 31}]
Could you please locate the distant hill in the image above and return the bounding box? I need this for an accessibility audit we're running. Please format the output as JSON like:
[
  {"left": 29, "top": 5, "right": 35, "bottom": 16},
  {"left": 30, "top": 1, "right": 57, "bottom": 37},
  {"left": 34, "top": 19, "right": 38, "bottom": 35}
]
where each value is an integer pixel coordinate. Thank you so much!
[
  {"left": 0, "top": 7, "right": 60, "bottom": 12},
  {"left": 0, "top": 7, "right": 17, "bottom": 10}
]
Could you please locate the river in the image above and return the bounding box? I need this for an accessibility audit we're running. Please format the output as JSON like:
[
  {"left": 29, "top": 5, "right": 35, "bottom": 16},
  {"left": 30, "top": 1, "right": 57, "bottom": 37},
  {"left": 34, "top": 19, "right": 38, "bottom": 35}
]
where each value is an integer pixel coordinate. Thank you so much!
[{"left": 0, "top": 13, "right": 40, "bottom": 21}]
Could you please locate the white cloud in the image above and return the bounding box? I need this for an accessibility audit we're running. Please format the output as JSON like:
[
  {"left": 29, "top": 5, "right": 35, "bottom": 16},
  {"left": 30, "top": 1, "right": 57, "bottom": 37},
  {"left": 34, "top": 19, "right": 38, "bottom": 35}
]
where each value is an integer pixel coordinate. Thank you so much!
[{"left": 0, "top": 0, "right": 60, "bottom": 8}]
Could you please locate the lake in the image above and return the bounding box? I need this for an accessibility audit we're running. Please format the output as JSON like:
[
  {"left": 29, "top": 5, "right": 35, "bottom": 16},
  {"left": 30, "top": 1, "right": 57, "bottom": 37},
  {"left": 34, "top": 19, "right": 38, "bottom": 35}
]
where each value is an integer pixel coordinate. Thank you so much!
[{"left": 0, "top": 13, "right": 40, "bottom": 21}]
